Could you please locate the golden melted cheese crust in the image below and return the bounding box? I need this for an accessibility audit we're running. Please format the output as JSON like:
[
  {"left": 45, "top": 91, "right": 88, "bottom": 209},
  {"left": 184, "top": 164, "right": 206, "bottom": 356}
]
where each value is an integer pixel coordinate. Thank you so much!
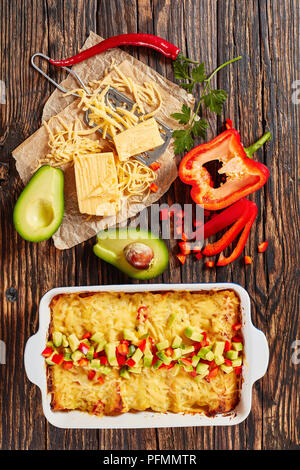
[{"left": 48, "top": 290, "right": 241, "bottom": 416}]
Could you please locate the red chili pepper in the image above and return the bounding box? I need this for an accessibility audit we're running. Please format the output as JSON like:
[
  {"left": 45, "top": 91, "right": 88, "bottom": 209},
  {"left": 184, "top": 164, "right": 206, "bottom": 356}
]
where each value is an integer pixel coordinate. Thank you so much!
[
  {"left": 100, "top": 356, "right": 108, "bottom": 365},
  {"left": 232, "top": 323, "right": 242, "bottom": 331},
  {"left": 63, "top": 361, "right": 73, "bottom": 370},
  {"left": 78, "top": 358, "right": 89, "bottom": 367},
  {"left": 88, "top": 370, "right": 96, "bottom": 381},
  {"left": 52, "top": 354, "right": 64, "bottom": 365},
  {"left": 179, "top": 241, "right": 191, "bottom": 255},
  {"left": 176, "top": 253, "right": 186, "bottom": 265},
  {"left": 126, "top": 358, "right": 136, "bottom": 368},
  {"left": 179, "top": 123, "right": 270, "bottom": 211},
  {"left": 138, "top": 339, "right": 147, "bottom": 353},
  {"left": 49, "top": 34, "right": 181, "bottom": 67},
  {"left": 117, "top": 343, "right": 129, "bottom": 356},
  {"left": 150, "top": 183, "right": 159, "bottom": 193},
  {"left": 245, "top": 255, "right": 252, "bottom": 265},
  {"left": 41, "top": 347, "right": 53, "bottom": 358},
  {"left": 78, "top": 342, "right": 90, "bottom": 355},
  {"left": 258, "top": 241, "right": 269, "bottom": 253},
  {"left": 149, "top": 162, "right": 161, "bottom": 171},
  {"left": 224, "top": 341, "right": 232, "bottom": 352},
  {"left": 82, "top": 332, "right": 92, "bottom": 339}
]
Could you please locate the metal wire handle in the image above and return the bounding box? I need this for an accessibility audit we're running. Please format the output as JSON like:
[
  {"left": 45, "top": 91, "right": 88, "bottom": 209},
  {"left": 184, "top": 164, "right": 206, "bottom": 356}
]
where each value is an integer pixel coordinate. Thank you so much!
[{"left": 31, "top": 52, "right": 91, "bottom": 97}]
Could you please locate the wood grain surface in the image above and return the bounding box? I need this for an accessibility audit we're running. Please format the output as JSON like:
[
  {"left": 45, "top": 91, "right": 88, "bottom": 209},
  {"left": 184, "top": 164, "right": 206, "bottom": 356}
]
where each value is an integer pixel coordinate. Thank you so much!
[{"left": 0, "top": 0, "right": 299, "bottom": 450}]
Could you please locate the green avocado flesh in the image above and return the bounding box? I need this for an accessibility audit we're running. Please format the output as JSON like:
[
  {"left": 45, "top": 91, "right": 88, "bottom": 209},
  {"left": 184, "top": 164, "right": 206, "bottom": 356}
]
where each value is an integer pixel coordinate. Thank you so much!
[
  {"left": 93, "top": 227, "right": 169, "bottom": 280},
  {"left": 13, "top": 165, "right": 64, "bottom": 242}
]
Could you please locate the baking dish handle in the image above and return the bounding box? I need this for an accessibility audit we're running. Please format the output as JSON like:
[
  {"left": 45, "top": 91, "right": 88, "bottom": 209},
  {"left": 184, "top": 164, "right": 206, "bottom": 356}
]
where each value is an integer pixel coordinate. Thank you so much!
[
  {"left": 24, "top": 333, "right": 44, "bottom": 389},
  {"left": 250, "top": 326, "right": 269, "bottom": 384}
]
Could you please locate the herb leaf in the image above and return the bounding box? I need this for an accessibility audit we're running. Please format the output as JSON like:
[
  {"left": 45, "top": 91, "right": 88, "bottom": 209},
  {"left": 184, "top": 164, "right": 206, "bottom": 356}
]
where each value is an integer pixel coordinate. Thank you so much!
[
  {"left": 170, "top": 104, "right": 191, "bottom": 125},
  {"left": 173, "top": 60, "right": 190, "bottom": 80},
  {"left": 192, "top": 119, "right": 208, "bottom": 138},
  {"left": 191, "top": 63, "right": 206, "bottom": 83},
  {"left": 172, "top": 129, "right": 194, "bottom": 154},
  {"left": 204, "top": 89, "right": 228, "bottom": 114}
]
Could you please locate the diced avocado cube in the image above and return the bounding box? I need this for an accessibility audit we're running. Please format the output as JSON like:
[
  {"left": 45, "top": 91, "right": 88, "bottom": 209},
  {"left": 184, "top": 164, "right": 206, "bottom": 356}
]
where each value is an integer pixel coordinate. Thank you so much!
[
  {"left": 71, "top": 350, "right": 83, "bottom": 362},
  {"left": 104, "top": 343, "right": 118, "bottom": 367},
  {"left": 119, "top": 367, "right": 130, "bottom": 379},
  {"left": 52, "top": 332, "right": 63, "bottom": 348},
  {"left": 62, "top": 335, "right": 69, "bottom": 348},
  {"left": 184, "top": 326, "right": 203, "bottom": 343},
  {"left": 156, "top": 340, "right": 169, "bottom": 351},
  {"left": 90, "top": 359, "right": 101, "bottom": 370},
  {"left": 86, "top": 346, "right": 94, "bottom": 361},
  {"left": 128, "top": 367, "right": 142, "bottom": 374},
  {"left": 226, "top": 350, "right": 238, "bottom": 360},
  {"left": 95, "top": 339, "right": 107, "bottom": 353},
  {"left": 98, "top": 365, "right": 111, "bottom": 375},
  {"left": 167, "top": 313, "right": 177, "bottom": 328},
  {"left": 196, "top": 362, "right": 209, "bottom": 375},
  {"left": 172, "top": 348, "right": 182, "bottom": 361},
  {"left": 232, "top": 342, "right": 243, "bottom": 352},
  {"left": 131, "top": 348, "right": 143, "bottom": 364},
  {"left": 157, "top": 351, "right": 172, "bottom": 365},
  {"left": 63, "top": 347, "right": 71, "bottom": 354},
  {"left": 178, "top": 359, "right": 193, "bottom": 372},
  {"left": 172, "top": 335, "right": 182, "bottom": 349},
  {"left": 214, "top": 355, "right": 225, "bottom": 366},
  {"left": 45, "top": 354, "right": 56, "bottom": 366},
  {"left": 231, "top": 358, "right": 242, "bottom": 368},
  {"left": 181, "top": 345, "right": 195, "bottom": 355},
  {"left": 197, "top": 345, "right": 212, "bottom": 359},
  {"left": 143, "top": 347, "right": 153, "bottom": 368},
  {"left": 221, "top": 364, "right": 234, "bottom": 374},
  {"left": 123, "top": 329, "right": 138, "bottom": 342},
  {"left": 63, "top": 352, "right": 72, "bottom": 361},
  {"left": 68, "top": 334, "right": 80, "bottom": 352},
  {"left": 153, "top": 359, "right": 163, "bottom": 370},
  {"left": 213, "top": 341, "right": 225, "bottom": 357},
  {"left": 205, "top": 351, "right": 215, "bottom": 361},
  {"left": 171, "top": 363, "right": 180, "bottom": 376},
  {"left": 192, "top": 355, "right": 200, "bottom": 368},
  {"left": 91, "top": 332, "right": 104, "bottom": 343}
]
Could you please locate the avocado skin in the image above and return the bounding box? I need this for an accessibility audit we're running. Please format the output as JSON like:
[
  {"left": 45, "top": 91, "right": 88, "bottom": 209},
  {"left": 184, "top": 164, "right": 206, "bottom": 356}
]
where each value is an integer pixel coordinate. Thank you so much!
[
  {"left": 93, "top": 227, "right": 169, "bottom": 280},
  {"left": 13, "top": 165, "right": 64, "bottom": 242}
]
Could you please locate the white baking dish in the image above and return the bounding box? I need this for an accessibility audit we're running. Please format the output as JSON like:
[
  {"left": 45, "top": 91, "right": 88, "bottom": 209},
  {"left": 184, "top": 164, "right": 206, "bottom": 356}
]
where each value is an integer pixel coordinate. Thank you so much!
[{"left": 24, "top": 283, "right": 268, "bottom": 428}]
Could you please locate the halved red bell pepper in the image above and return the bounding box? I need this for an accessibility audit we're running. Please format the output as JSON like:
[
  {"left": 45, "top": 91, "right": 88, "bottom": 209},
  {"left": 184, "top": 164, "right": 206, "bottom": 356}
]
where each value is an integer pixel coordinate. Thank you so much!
[{"left": 179, "top": 121, "right": 270, "bottom": 210}]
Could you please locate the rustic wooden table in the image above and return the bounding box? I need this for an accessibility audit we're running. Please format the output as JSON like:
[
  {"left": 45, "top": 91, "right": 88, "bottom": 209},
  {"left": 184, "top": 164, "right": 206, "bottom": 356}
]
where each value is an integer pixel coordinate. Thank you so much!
[{"left": 0, "top": 0, "right": 299, "bottom": 451}]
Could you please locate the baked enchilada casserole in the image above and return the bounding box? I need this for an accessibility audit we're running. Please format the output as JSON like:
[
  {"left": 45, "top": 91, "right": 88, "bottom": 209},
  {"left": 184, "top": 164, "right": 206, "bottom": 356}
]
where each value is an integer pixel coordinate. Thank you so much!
[{"left": 43, "top": 290, "right": 244, "bottom": 416}]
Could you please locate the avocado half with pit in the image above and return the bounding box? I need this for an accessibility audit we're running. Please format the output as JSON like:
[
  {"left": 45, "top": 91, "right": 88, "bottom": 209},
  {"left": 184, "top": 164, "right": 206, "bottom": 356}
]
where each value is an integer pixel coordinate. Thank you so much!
[
  {"left": 13, "top": 165, "right": 64, "bottom": 242},
  {"left": 93, "top": 227, "right": 169, "bottom": 280}
]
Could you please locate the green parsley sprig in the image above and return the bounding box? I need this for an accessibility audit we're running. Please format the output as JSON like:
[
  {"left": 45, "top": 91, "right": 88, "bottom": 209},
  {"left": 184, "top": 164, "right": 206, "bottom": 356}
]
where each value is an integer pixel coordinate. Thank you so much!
[{"left": 171, "top": 55, "right": 242, "bottom": 154}]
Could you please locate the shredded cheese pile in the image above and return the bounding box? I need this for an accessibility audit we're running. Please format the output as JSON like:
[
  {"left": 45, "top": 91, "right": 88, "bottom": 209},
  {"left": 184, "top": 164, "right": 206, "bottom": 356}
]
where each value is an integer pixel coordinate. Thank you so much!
[{"left": 117, "top": 158, "right": 156, "bottom": 202}]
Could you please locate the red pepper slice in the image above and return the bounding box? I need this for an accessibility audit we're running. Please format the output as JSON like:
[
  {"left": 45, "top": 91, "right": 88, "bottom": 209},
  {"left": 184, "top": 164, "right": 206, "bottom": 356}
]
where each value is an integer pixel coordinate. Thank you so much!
[
  {"left": 232, "top": 336, "right": 243, "bottom": 343},
  {"left": 97, "top": 376, "right": 105, "bottom": 385},
  {"left": 78, "top": 342, "right": 90, "bottom": 355},
  {"left": 52, "top": 354, "right": 64, "bottom": 365},
  {"left": 88, "top": 370, "right": 96, "bottom": 381},
  {"left": 100, "top": 356, "right": 108, "bottom": 365},
  {"left": 179, "top": 123, "right": 270, "bottom": 210},
  {"left": 82, "top": 332, "right": 92, "bottom": 339},
  {"left": 224, "top": 341, "right": 232, "bottom": 352},
  {"left": 258, "top": 241, "right": 269, "bottom": 253},
  {"left": 149, "top": 162, "right": 161, "bottom": 171},
  {"left": 49, "top": 34, "right": 181, "bottom": 67},
  {"left": 138, "top": 339, "right": 147, "bottom": 353},
  {"left": 42, "top": 347, "right": 53, "bottom": 358},
  {"left": 150, "top": 183, "right": 159, "bottom": 193},
  {"left": 245, "top": 256, "right": 252, "bottom": 265},
  {"left": 126, "top": 358, "right": 136, "bottom": 368},
  {"left": 176, "top": 253, "right": 186, "bottom": 265},
  {"left": 234, "top": 366, "right": 243, "bottom": 375},
  {"left": 116, "top": 353, "right": 126, "bottom": 366},
  {"left": 224, "top": 358, "right": 233, "bottom": 366},
  {"left": 180, "top": 358, "right": 193, "bottom": 367}
]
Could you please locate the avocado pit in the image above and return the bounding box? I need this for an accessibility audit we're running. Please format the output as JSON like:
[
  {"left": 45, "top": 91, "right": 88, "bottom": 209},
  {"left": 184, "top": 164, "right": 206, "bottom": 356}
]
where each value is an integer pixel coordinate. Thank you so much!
[{"left": 124, "top": 242, "right": 154, "bottom": 270}]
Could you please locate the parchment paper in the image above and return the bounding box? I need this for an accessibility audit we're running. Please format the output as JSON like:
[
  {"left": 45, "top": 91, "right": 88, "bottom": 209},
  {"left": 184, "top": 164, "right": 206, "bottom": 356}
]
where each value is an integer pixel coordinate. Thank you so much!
[{"left": 12, "top": 32, "right": 194, "bottom": 249}]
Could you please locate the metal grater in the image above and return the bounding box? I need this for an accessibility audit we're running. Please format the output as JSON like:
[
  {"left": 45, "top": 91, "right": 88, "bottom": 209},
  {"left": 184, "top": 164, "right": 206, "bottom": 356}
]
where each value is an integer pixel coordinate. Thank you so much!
[{"left": 31, "top": 52, "right": 172, "bottom": 167}]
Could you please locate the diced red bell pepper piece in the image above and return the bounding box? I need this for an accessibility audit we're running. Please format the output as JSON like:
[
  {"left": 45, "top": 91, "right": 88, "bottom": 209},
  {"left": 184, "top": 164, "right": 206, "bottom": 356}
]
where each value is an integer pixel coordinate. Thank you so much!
[
  {"left": 52, "top": 354, "right": 64, "bottom": 365},
  {"left": 137, "top": 306, "right": 148, "bottom": 321},
  {"left": 205, "top": 261, "right": 215, "bottom": 268},
  {"left": 194, "top": 252, "right": 203, "bottom": 260},
  {"left": 82, "top": 332, "right": 92, "bottom": 339},
  {"left": 176, "top": 253, "right": 186, "bottom": 265},
  {"left": 258, "top": 241, "right": 268, "bottom": 253},
  {"left": 180, "top": 358, "right": 192, "bottom": 367},
  {"left": 42, "top": 347, "right": 53, "bottom": 358},
  {"left": 165, "top": 347, "right": 174, "bottom": 357},
  {"left": 100, "top": 356, "right": 108, "bottom": 365},
  {"left": 245, "top": 255, "right": 252, "bottom": 265},
  {"left": 232, "top": 336, "right": 243, "bottom": 343},
  {"left": 126, "top": 358, "right": 136, "bottom": 367},
  {"left": 117, "top": 343, "right": 129, "bottom": 356},
  {"left": 224, "top": 341, "right": 232, "bottom": 352},
  {"left": 116, "top": 353, "right": 126, "bottom": 366},
  {"left": 190, "top": 370, "right": 198, "bottom": 377},
  {"left": 234, "top": 366, "right": 243, "bottom": 375},
  {"left": 181, "top": 232, "right": 188, "bottom": 242},
  {"left": 138, "top": 339, "right": 146, "bottom": 353},
  {"left": 179, "top": 241, "right": 191, "bottom": 255},
  {"left": 149, "top": 162, "right": 161, "bottom": 171},
  {"left": 78, "top": 358, "right": 89, "bottom": 367},
  {"left": 63, "top": 361, "right": 73, "bottom": 370},
  {"left": 88, "top": 370, "right": 96, "bottom": 381},
  {"left": 150, "top": 183, "right": 159, "bottom": 192},
  {"left": 97, "top": 376, "right": 105, "bottom": 384},
  {"left": 207, "top": 366, "right": 219, "bottom": 380},
  {"left": 232, "top": 323, "right": 242, "bottom": 331},
  {"left": 79, "top": 342, "right": 90, "bottom": 355},
  {"left": 92, "top": 400, "right": 104, "bottom": 415},
  {"left": 224, "top": 358, "right": 232, "bottom": 366}
]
